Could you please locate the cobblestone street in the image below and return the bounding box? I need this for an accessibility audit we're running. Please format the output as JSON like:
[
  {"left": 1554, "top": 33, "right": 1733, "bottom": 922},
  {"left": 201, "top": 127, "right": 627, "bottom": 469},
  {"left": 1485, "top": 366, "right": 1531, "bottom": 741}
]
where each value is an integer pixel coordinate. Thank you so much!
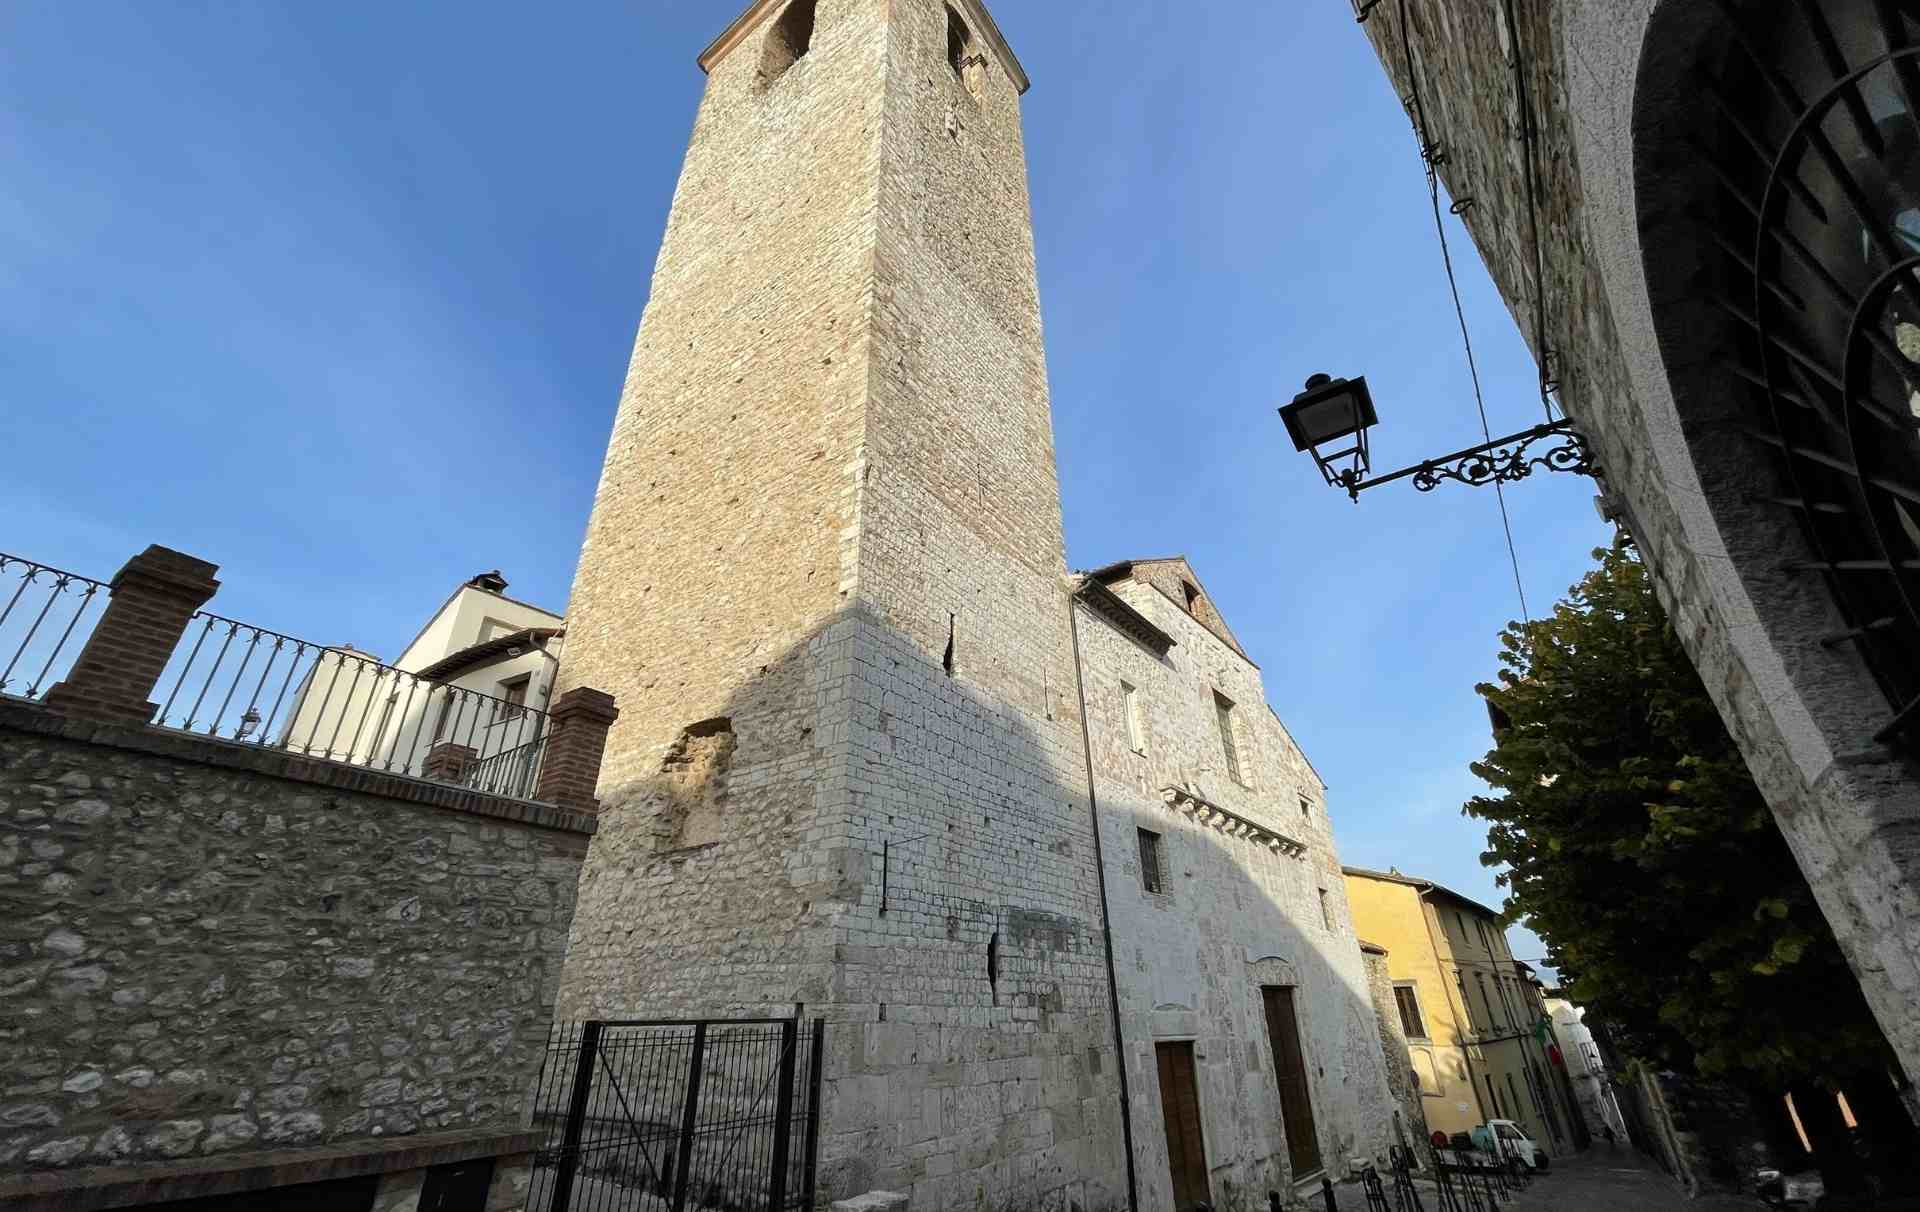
[{"left": 1497, "top": 1149, "right": 1761, "bottom": 1212}]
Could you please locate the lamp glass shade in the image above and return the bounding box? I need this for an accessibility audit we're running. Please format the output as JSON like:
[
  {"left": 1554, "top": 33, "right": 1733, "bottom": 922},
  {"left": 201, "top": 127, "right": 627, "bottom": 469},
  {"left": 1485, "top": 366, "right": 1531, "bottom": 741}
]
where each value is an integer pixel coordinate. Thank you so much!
[{"left": 1279, "top": 375, "right": 1378, "bottom": 453}]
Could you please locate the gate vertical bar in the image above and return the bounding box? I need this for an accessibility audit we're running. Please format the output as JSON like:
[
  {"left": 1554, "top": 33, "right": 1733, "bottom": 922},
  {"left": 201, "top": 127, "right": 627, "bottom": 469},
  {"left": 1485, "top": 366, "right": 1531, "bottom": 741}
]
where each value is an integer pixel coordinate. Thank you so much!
[
  {"left": 670, "top": 1023, "right": 707, "bottom": 1212},
  {"left": 767, "top": 1016, "right": 799, "bottom": 1212},
  {"left": 549, "top": 1021, "right": 602, "bottom": 1212},
  {"left": 802, "top": 1019, "right": 824, "bottom": 1212}
]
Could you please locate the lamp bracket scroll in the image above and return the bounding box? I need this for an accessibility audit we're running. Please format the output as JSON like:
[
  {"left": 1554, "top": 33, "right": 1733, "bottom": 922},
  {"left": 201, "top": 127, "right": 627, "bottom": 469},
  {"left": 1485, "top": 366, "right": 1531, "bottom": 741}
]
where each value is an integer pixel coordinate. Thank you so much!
[
  {"left": 1407, "top": 422, "right": 1596, "bottom": 495},
  {"left": 1280, "top": 372, "right": 1599, "bottom": 502}
]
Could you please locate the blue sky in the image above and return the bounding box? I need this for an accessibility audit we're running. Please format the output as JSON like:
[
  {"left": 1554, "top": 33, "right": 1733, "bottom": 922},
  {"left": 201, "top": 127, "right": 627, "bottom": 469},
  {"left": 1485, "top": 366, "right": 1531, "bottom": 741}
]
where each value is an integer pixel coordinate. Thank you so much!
[{"left": 1, "top": 2, "right": 1612, "bottom": 973}]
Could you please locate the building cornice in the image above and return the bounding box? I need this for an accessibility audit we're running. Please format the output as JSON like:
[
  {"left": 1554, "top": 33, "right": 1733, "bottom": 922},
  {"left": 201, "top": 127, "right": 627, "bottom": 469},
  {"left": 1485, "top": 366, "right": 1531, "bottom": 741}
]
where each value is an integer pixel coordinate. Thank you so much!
[
  {"left": 414, "top": 627, "right": 562, "bottom": 683},
  {"left": 699, "top": 0, "right": 1031, "bottom": 95},
  {"left": 1160, "top": 785, "right": 1308, "bottom": 859},
  {"left": 1073, "top": 577, "right": 1176, "bottom": 656}
]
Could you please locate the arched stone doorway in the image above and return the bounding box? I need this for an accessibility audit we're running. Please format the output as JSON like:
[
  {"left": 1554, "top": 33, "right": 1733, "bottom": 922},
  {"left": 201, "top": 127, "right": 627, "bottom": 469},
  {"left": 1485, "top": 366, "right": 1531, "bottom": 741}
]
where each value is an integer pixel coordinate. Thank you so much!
[{"left": 1608, "top": 0, "right": 1920, "bottom": 1095}]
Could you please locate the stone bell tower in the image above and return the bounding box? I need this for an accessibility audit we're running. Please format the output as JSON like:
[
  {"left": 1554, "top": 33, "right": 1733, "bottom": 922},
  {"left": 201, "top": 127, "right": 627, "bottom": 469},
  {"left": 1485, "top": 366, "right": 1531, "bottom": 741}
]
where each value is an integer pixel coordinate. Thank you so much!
[{"left": 554, "top": 0, "right": 1126, "bottom": 1206}]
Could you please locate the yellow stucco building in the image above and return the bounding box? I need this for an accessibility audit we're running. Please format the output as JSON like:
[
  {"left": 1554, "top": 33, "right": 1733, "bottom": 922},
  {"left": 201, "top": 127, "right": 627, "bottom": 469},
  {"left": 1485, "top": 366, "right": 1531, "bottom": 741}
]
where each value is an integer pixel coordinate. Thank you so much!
[{"left": 1343, "top": 867, "right": 1585, "bottom": 1157}]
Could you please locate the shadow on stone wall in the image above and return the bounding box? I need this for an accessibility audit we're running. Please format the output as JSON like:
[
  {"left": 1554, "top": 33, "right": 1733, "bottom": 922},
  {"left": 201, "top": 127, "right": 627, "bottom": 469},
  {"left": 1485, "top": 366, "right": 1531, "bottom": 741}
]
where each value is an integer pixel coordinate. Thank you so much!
[{"left": 548, "top": 604, "right": 1406, "bottom": 1212}]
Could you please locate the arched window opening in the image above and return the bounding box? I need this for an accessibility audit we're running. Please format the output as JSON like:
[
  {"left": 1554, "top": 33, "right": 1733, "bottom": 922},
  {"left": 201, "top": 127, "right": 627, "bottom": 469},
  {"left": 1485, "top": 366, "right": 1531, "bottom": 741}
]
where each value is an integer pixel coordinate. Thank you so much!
[
  {"left": 947, "top": 5, "right": 972, "bottom": 76},
  {"left": 1637, "top": 0, "right": 1920, "bottom": 749},
  {"left": 947, "top": 5, "right": 984, "bottom": 99},
  {"left": 761, "top": 0, "right": 817, "bottom": 87}
]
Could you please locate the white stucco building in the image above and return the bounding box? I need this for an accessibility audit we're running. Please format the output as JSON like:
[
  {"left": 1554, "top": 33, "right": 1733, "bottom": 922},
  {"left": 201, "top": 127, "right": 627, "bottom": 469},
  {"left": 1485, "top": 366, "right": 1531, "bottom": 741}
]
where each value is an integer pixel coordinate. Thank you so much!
[
  {"left": 1545, "top": 995, "right": 1626, "bottom": 1141},
  {"left": 281, "top": 570, "right": 564, "bottom": 796}
]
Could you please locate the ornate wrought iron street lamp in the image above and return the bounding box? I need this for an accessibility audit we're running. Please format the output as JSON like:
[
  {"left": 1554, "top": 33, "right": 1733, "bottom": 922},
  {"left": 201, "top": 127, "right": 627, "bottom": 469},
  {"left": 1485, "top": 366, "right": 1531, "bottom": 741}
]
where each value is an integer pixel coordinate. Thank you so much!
[{"left": 1279, "top": 372, "right": 1596, "bottom": 502}]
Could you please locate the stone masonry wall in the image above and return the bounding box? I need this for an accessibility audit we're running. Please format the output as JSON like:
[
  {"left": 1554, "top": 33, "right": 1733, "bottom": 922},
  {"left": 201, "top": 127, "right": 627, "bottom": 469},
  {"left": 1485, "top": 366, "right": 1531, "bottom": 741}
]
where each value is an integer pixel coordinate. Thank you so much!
[
  {"left": 554, "top": 1, "right": 1128, "bottom": 1208},
  {"left": 1359, "top": 947, "right": 1427, "bottom": 1151},
  {"left": 553, "top": 0, "right": 889, "bottom": 1031},
  {"left": 1075, "top": 564, "right": 1399, "bottom": 1211},
  {"left": 1357, "top": 0, "right": 1920, "bottom": 1093},
  {"left": 833, "top": 0, "right": 1127, "bottom": 1203},
  {"left": 0, "top": 706, "right": 588, "bottom": 1173}
]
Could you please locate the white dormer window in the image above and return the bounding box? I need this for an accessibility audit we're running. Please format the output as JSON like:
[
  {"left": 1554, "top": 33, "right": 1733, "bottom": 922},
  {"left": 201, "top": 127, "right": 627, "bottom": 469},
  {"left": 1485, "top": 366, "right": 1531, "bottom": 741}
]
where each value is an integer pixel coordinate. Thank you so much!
[{"left": 478, "top": 617, "right": 516, "bottom": 644}]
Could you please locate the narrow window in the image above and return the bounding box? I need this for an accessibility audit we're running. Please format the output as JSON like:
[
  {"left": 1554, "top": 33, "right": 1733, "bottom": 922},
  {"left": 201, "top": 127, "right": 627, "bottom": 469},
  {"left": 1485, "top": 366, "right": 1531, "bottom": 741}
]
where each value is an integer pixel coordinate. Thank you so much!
[
  {"left": 1486, "top": 1075, "right": 1505, "bottom": 1119},
  {"left": 1318, "top": 887, "right": 1334, "bottom": 931},
  {"left": 760, "top": 0, "right": 816, "bottom": 85},
  {"left": 1393, "top": 983, "right": 1428, "bottom": 1040},
  {"left": 1299, "top": 794, "right": 1312, "bottom": 818},
  {"left": 1508, "top": 1072, "right": 1528, "bottom": 1118},
  {"left": 498, "top": 675, "right": 529, "bottom": 720},
  {"left": 1137, "top": 828, "right": 1164, "bottom": 894},
  {"left": 946, "top": 5, "right": 971, "bottom": 77},
  {"left": 1182, "top": 581, "right": 1201, "bottom": 613},
  {"left": 1213, "top": 691, "right": 1243, "bottom": 784},
  {"left": 945, "top": 5, "right": 984, "bottom": 99},
  {"left": 1477, "top": 974, "right": 1503, "bottom": 1028},
  {"left": 1121, "top": 680, "right": 1146, "bottom": 753}
]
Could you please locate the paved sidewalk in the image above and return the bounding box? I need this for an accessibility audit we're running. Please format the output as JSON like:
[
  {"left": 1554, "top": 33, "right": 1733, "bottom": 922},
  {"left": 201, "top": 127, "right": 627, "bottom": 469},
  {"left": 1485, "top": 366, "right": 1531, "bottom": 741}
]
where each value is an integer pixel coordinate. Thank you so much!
[{"left": 1497, "top": 1148, "right": 1762, "bottom": 1211}]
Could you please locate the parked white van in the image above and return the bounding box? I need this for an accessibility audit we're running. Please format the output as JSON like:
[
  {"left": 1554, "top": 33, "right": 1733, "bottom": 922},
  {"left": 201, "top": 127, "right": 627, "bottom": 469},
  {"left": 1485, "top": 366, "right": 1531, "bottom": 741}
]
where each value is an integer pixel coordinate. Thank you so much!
[{"left": 1487, "top": 1120, "right": 1550, "bottom": 1171}]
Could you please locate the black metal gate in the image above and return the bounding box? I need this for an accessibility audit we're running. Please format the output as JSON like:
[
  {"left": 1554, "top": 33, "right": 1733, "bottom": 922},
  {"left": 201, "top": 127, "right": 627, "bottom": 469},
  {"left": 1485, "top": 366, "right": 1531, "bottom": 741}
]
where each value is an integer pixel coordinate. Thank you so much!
[{"left": 524, "top": 1015, "right": 824, "bottom": 1212}]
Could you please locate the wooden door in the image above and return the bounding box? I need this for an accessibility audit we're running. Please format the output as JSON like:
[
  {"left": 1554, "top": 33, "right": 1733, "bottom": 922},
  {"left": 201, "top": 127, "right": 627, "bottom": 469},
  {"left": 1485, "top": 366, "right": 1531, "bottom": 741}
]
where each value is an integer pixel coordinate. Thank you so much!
[
  {"left": 1155, "top": 1041, "right": 1210, "bottom": 1210},
  {"left": 1263, "top": 985, "right": 1323, "bottom": 1177}
]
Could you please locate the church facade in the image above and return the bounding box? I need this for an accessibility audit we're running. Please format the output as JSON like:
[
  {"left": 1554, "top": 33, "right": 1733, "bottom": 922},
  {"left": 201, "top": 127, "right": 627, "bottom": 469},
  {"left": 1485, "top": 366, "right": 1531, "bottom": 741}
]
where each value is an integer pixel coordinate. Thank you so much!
[{"left": 550, "top": 2, "right": 1400, "bottom": 1207}]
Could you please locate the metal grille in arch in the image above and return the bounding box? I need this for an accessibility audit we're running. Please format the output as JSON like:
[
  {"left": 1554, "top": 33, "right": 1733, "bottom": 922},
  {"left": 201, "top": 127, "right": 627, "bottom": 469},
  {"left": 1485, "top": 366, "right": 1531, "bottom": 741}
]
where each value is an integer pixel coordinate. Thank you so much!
[{"left": 1698, "top": 0, "right": 1920, "bottom": 747}]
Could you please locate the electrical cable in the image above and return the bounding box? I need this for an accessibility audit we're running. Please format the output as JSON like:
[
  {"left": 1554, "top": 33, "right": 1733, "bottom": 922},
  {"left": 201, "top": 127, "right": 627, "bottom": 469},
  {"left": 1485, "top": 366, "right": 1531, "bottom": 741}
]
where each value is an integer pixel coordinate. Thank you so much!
[
  {"left": 1395, "top": 0, "right": 1533, "bottom": 624},
  {"left": 1498, "top": 0, "right": 1560, "bottom": 425}
]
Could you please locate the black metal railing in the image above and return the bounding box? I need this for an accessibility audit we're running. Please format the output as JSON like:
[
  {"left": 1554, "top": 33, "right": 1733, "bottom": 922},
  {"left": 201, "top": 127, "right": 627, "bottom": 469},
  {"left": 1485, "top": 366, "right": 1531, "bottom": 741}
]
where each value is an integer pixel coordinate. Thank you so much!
[
  {"left": 153, "top": 612, "right": 551, "bottom": 798},
  {"left": 0, "top": 553, "right": 108, "bottom": 702},
  {"left": 525, "top": 1015, "right": 824, "bottom": 1212},
  {"left": 1423, "top": 1137, "right": 1531, "bottom": 1212},
  {"left": 463, "top": 736, "right": 548, "bottom": 799}
]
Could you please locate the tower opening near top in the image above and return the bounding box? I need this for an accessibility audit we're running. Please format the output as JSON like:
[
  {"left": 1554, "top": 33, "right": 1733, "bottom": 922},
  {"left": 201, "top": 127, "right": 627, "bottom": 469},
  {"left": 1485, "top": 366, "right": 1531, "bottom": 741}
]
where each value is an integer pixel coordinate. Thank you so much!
[
  {"left": 946, "top": 5, "right": 984, "bottom": 98},
  {"left": 761, "top": 0, "right": 816, "bottom": 85},
  {"left": 946, "top": 6, "right": 971, "bottom": 76}
]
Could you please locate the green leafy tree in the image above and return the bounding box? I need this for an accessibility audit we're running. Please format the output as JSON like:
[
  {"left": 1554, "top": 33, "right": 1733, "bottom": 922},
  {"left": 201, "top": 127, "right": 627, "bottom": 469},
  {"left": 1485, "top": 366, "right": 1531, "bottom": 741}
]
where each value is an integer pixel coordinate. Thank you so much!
[{"left": 1467, "top": 538, "right": 1892, "bottom": 1092}]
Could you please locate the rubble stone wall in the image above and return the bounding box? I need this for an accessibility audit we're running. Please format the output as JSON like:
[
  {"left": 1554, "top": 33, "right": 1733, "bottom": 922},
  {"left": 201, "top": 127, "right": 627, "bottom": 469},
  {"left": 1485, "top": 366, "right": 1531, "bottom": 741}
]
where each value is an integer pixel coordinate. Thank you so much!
[
  {"left": 0, "top": 705, "right": 588, "bottom": 1173},
  {"left": 1358, "top": 947, "right": 1427, "bottom": 1152}
]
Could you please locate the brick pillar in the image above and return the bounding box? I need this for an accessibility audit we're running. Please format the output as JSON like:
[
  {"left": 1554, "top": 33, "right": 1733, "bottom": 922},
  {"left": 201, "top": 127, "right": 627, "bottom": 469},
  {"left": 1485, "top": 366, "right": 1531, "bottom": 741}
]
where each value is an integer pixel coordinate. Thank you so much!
[
  {"left": 423, "top": 742, "right": 479, "bottom": 783},
  {"left": 535, "top": 687, "right": 619, "bottom": 813},
  {"left": 42, "top": 545, "right": 220, "bottom": 725}
]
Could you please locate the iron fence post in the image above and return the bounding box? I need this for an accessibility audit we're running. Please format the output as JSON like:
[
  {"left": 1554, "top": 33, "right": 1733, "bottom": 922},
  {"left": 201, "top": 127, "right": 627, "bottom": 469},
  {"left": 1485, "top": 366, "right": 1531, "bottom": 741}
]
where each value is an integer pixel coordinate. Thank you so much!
[
  {"left": 802, "top": 1019, "right": 824, "bottom": 1212},
  {"left": 550, "top": 1021, "right": 602, "bottom": 1212},
  {"left": 767, "top": 1016, "right": 799, "bottom": 1211},
  {"left": 670, "top": 1023, "right": 707, "bottom": 1212}
]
